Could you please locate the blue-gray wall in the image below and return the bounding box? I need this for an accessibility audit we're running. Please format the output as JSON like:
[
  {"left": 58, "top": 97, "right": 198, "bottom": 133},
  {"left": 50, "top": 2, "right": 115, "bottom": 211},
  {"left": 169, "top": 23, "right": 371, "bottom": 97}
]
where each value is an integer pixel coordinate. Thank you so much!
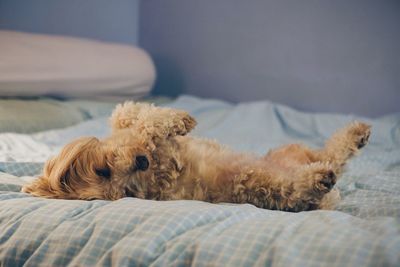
[
  {"left": 140, "top": 0, "right": 400, "bottom": 117},
  {"left": 0, "top": 0, "right": 140, "bottom": 44},
  {"left": 0, "top": 0, "right": 399, "bottom": 116}
]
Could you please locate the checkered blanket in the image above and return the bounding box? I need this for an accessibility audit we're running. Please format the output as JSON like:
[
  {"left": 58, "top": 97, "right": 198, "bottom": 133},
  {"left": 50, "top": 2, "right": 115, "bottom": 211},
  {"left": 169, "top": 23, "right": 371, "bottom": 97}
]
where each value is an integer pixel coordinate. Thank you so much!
[{"left": 1, "top": 96, "right": 400, "bottom": 266}]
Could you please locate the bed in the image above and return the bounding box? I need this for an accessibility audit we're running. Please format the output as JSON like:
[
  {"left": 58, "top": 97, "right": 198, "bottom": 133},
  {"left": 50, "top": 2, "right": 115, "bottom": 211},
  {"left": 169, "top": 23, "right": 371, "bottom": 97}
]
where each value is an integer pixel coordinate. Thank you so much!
[
  {"left": 1, "top": 95, "right": 399, "bottom": 267},
  {"left": 1, "top": 29, "right": 399, "bottom": 266}
]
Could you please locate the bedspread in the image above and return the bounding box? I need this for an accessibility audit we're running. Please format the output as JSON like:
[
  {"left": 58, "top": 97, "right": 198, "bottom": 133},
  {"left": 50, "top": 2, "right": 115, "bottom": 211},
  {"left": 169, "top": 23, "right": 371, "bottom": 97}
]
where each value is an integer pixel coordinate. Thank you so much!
[{"left": 1, "top": 95, "right": 399, "bottom": 266}]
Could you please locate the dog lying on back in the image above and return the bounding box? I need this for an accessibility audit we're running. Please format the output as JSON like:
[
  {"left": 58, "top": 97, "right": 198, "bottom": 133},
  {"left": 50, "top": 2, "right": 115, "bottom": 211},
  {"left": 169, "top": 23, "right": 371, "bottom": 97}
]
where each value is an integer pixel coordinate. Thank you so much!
[{"left": 22, "top": 102, "right": 371, "bottom": 211}]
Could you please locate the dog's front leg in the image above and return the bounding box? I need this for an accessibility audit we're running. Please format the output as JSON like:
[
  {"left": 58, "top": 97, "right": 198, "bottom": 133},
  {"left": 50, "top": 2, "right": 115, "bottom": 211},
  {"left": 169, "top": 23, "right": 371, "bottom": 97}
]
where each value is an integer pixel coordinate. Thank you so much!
[{"left": 110, "top": 101, "right": 197, "bottom": 138}]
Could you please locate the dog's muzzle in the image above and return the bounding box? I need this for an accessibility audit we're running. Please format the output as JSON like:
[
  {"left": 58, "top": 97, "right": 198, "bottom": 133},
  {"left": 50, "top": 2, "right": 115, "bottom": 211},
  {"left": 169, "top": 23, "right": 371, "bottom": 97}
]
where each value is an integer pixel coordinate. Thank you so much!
[{"left": 135, "top": 155, "right": 149, "bottom": 171}]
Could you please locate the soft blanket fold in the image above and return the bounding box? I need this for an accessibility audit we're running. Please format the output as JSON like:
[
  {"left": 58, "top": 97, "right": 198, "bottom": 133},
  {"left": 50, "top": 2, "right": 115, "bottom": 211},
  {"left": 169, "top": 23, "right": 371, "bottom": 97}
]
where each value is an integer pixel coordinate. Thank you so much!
[{"left": 1, "top": 95, "right": 399, "bottom": 266}]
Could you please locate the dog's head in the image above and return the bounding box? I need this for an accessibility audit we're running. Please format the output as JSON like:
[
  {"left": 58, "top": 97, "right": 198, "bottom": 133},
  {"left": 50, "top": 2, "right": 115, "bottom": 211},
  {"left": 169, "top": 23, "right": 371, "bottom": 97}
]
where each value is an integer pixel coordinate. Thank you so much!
[{"left": 21, "top": 129, "right": 157, "bottom": 200}]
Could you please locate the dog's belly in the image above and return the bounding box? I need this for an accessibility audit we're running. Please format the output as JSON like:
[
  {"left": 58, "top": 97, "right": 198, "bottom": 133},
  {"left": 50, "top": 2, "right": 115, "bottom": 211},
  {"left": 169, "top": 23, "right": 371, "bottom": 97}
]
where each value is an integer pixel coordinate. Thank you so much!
[{"left": 172, "top": 136, "right": 259, "bottom": 203}]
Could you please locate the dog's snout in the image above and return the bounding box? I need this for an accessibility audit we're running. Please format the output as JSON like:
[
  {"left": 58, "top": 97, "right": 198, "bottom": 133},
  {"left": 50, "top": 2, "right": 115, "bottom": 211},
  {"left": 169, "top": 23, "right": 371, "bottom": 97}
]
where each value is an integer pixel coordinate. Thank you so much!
[{"left": 135, "top": 155, "right": 149, "bottom": 171}]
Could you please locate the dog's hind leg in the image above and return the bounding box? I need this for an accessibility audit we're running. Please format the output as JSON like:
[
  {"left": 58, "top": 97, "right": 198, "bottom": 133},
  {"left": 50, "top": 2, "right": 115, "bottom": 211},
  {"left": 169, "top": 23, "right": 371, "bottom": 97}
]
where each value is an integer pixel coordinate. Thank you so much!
[
  {"left": 231, "top": 160, "right": 338, "bottom": 211},
  {"left": 318, "top": 121, "right": 371, "bottom": 175}
]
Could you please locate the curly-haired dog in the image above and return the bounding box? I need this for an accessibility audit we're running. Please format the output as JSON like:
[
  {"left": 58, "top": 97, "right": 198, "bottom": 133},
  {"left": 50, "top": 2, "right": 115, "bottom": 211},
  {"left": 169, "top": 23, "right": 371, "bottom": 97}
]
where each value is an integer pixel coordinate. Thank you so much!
[{"left": 22, "top": 102, "right": 371, "bottom": 211}]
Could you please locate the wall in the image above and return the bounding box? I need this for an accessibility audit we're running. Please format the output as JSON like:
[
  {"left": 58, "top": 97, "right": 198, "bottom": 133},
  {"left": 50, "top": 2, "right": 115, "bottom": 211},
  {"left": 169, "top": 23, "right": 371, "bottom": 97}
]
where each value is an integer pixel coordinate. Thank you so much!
[
  {"left": 140, "top": 0, "right": 400, "bottom": 117},
  {"left": 0, "top": 0, "right": 140, "bottom": 44},
  {"left": 0, "top": 0, "right": 399, "bottom": 116}
]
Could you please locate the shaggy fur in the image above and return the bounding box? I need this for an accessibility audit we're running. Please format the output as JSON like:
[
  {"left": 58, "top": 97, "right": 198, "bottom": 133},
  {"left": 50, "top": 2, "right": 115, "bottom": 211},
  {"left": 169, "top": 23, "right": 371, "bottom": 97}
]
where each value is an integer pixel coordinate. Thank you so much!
[{"left": 22, "top": 102, "right": 371, "bottom": 211}]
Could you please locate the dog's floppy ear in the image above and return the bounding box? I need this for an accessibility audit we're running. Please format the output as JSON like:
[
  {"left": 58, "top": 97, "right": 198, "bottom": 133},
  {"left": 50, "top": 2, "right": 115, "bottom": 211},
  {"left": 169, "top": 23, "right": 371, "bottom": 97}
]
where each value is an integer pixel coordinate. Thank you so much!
[
  {"left": 22, "top": 137, "right": 107, "bottom": 199},
  {"left": 21, "top": 155, "right": 76, "bottom": 199}
]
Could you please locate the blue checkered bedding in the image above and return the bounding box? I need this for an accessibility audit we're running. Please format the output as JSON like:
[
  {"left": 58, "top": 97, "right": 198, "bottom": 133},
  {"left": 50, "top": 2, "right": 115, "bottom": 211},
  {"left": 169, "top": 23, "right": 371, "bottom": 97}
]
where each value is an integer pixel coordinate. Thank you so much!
[{"left": 1, "top": 96, "right": 400, "bottom": 266}]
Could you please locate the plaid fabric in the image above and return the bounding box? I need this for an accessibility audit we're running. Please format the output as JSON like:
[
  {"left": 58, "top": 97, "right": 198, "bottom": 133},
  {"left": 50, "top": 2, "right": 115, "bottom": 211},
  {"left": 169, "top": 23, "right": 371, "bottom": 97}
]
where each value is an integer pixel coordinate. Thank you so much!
[
  {"left": 1, "top": 96, "right": 400, "bottom": 266},
  {"left": 0, "top": 162, "right": 43, "bottom": 177},
  {"left": 0, "top": 172, "right": 25, "bottom": 192},
  {"left": 0, "top": 190, "right": 399, "bottom": 267}
]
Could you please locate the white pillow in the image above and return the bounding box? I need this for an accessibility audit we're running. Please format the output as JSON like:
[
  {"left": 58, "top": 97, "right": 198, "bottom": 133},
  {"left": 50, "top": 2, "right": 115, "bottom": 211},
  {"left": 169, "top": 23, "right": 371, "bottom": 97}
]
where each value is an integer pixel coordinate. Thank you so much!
[{"left": 0, "top": 30, "right": 155, "bottom": 99}]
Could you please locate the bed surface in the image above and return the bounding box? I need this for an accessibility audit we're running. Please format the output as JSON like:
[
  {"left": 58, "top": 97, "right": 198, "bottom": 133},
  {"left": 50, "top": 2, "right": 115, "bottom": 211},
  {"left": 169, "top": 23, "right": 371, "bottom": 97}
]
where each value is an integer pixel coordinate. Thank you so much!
[{"left": 1, "top": 95, "right": 399, "bottom": 266}]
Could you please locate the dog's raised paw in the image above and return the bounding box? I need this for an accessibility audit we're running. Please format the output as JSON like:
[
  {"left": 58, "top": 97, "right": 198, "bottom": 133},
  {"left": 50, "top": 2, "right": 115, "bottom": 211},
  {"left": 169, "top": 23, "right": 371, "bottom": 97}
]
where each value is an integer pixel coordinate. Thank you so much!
[
  {"left": 350, "top": 122, "right": 371, "bottom": 150},
  {"left": 172, "top": 112, "right": 197, "bottom": 136},
  {"left": 357, "top": 130, "right": 371, "bottom": 149},
  {"left": 297, "top": 163, "right": 337, "bottom": 198},
  {"left": 182, "top": 114, "right": 197, "bottom": 132},
  {"left": 319, "top": 170, "right": 336, "bottom": 191}
]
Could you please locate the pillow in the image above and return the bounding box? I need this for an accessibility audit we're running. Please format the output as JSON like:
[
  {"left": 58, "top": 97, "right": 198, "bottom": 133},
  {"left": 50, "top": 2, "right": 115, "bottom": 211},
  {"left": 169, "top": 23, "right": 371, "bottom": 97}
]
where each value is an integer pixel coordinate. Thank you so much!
[
  {"left": 0, "top": 30, "right": 155, "bottom": 99},
  {"left": 0, "top": 98, "right": 90, "bottom": 133}
]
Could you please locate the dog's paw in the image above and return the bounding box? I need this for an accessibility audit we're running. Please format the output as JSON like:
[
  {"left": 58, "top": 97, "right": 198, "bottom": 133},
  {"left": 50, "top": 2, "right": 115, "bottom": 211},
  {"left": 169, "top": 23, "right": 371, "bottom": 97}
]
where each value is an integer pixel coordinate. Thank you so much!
[
  {"left": 110, "top": 101, "right": 157, "bottom": 130},
  {"left": 347, "top": 121, "right": 371, "bottom": 150},
  {"left": 182, "top": 113, "right": 197, "bottom": 133},
  {"left": 316, "top": 169, "right": 337, "bottom": 192},
  {"left": 171, "top": 111, "right": 197, "bottom": 136},
  {"left": 297, "top": 163, "right": 337, "bottom": 197},
  {"left": 355, "top": 125, "right": 371, "bottom": 149}
]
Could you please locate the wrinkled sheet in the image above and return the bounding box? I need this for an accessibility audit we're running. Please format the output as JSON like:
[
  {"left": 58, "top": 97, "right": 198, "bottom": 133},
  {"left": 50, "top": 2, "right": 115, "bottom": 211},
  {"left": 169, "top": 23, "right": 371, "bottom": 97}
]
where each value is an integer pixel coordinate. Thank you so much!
[{"left": 1, "top": 95, "right": 400, "bottom": 266}]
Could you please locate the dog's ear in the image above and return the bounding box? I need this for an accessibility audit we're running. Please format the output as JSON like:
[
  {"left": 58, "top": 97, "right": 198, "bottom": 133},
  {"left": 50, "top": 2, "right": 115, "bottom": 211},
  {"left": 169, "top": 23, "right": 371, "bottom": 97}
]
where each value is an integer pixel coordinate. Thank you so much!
[
  {"left": 21, "top": 156, "right": 75, "bottom": 199},
  {"left": 22, "top": 137, "right": 106, "bottom": 199}
]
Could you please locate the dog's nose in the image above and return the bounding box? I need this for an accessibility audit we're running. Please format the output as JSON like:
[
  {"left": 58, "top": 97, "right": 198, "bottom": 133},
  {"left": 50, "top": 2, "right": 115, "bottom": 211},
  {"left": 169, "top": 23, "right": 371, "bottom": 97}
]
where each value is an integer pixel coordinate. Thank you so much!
[{"left": 135, "top": 155, "right": 149, "bottom": 171}]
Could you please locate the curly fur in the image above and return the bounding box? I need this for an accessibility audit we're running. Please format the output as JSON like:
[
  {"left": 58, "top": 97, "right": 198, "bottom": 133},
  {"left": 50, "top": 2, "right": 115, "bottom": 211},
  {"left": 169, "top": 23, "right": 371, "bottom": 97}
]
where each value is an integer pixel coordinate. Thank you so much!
[{"left": 22, "top": 101, "right": 371, "bottom": 212}]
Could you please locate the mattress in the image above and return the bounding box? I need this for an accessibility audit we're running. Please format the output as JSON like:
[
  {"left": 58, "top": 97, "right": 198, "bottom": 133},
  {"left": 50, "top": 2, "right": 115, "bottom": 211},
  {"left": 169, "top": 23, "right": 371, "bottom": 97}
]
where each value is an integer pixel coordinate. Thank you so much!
[{"left": 1, "top": 95, "right": 400, "bottom": 266}]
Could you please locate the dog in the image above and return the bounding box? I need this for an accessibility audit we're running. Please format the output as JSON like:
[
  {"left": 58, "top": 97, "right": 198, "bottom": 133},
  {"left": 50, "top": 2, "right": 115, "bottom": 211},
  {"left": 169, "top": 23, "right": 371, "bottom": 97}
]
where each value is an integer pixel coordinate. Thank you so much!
[{"left": 22, "top": 101, "right": 371, "bottom": 211}]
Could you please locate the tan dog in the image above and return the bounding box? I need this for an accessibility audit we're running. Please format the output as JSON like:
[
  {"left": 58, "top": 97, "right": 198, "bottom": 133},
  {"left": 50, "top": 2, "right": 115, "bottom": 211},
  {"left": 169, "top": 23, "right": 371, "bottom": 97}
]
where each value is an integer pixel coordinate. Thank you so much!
[{"left": 22, "top": 102, "right": 371, "bottom": 211}]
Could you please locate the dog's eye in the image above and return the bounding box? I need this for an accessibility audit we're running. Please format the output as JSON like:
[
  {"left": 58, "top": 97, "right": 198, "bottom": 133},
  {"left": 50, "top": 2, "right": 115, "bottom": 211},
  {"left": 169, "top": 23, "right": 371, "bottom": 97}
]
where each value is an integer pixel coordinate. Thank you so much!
[{"left": 95, "top": 168, "right": 111, "bottom": 179}]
